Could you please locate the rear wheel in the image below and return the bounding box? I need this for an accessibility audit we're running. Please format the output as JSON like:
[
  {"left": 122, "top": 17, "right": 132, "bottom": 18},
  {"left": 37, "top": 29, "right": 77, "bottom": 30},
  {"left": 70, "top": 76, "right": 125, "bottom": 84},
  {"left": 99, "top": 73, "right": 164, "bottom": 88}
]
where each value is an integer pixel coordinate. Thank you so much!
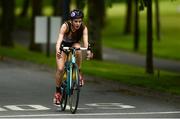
[{"left": 69, "top": 64, "right": 80, "bottom": 114}]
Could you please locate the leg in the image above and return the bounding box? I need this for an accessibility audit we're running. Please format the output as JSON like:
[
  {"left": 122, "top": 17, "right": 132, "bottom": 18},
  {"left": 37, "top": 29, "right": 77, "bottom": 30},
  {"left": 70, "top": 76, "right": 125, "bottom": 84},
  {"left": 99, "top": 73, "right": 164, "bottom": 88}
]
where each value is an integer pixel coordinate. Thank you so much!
[
  {"left": 54, "top": 52, "right": 66, "bottom": 105},
  {"left": 72, "top": 43, "right": 84, "bottom": 86},
  {"left": 55, "top": 52, "right": 66, "bottom": 89},
  {"left": 72, "top": 43, "right": 82, "bottom": 69}
]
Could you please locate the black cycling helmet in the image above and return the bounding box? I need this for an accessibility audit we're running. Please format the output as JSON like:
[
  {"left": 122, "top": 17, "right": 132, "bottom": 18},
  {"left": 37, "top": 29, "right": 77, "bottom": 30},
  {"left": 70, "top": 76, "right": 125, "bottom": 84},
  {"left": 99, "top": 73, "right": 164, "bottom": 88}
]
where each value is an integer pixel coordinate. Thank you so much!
[{"left": 70, "top": 9, "right": 84, "bottom": 20}]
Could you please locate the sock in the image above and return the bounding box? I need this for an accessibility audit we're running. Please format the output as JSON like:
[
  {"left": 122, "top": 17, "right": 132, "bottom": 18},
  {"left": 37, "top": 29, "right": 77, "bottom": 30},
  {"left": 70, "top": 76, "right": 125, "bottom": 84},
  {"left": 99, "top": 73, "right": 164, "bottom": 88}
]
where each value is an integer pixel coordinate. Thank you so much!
[{"left": 56, "top": 87, "right": 61, "bottom": 93}]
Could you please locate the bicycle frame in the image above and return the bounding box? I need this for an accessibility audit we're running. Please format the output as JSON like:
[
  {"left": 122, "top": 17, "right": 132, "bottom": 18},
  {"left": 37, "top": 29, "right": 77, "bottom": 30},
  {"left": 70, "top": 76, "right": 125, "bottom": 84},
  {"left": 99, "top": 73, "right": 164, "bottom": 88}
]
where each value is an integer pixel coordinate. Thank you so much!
[
  {"left": 60, "top": 47, "right": 88, "bottom": 114},
  {"left": 63, "top": 47, "right": 87, "bottom": 95},
  {"left": 64, "top": 48, "right": 76, "bottom": 95}
]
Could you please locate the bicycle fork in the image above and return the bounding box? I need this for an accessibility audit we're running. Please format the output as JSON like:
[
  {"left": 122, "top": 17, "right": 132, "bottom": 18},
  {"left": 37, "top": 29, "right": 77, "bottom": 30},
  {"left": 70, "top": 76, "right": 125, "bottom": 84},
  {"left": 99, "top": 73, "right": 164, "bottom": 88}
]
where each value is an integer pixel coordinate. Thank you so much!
[{"left": 66, "top": 50, "right": 76, "bottom": 96}]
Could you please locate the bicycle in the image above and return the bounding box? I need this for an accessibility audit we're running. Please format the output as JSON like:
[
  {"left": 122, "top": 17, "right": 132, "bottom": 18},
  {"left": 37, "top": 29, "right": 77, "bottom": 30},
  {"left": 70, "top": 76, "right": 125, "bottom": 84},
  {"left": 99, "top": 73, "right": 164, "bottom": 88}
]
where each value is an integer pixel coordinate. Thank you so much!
[{"left": 59, "top": 46, "right": 88, "bottom": 114}]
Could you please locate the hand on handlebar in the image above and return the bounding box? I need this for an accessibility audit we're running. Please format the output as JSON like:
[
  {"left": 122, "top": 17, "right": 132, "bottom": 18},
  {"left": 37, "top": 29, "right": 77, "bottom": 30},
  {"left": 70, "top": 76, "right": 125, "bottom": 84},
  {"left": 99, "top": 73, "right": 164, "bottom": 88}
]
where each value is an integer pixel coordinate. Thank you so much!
[
  {"left": 86, "top": 50, "right": 93, "bottom": 60},
  {"left": 56, "top": 51, "right": 62, "bottom": 59}
]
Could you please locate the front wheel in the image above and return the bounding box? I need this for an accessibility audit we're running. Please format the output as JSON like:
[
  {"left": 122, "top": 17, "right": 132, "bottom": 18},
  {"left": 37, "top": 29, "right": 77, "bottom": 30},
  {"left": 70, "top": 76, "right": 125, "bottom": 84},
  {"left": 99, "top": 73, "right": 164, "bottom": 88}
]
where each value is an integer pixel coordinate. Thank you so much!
[
  {"left": 69, "top": 64, "right": 80, "bottom": 114},
  {"left": 60, "top": 72, "right": 68, "bottom": 111}
]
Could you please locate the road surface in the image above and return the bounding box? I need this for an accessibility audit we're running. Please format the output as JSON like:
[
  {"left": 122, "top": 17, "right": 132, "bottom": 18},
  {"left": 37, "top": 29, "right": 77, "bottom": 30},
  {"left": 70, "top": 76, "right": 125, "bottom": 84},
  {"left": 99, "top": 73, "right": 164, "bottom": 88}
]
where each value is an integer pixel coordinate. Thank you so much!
[{"left": 0, "top": 59, "right": 180, "bottom": 118}]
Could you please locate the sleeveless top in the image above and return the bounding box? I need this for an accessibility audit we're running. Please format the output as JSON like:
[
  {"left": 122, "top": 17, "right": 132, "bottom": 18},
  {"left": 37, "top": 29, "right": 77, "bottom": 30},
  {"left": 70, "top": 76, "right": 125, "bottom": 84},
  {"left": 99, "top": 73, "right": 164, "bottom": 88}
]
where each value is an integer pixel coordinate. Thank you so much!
[{"left": 63, "top": 20, "right": 85, "bottom": 43}]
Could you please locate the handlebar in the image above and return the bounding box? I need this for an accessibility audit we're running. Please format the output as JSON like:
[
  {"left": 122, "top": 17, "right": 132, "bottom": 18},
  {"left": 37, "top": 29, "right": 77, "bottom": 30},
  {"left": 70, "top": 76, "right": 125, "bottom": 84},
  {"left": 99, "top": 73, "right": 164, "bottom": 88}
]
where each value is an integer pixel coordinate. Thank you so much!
[
  {"left": 60, "top": 46, "right": 92, "bottom": 60},
  {"left": 62, "top": 47, "right": 88, "bottom": 51}
]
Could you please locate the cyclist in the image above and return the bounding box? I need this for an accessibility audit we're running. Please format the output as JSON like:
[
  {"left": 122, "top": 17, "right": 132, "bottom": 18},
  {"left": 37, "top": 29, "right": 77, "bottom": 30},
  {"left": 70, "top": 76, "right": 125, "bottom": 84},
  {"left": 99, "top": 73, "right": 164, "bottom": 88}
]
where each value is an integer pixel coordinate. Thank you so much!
[{"left": 53, "top": 9, "right": 93, "bottom": 105}]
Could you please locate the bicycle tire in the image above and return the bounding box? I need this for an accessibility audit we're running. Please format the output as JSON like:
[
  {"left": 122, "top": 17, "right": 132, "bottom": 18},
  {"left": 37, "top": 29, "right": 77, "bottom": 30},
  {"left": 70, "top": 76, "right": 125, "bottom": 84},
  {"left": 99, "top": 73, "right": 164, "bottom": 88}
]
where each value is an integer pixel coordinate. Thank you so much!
[
  {"left": 60, "top": 72, "right": 68, "bottom": 111},
  {"left": 69, "top": 64, "right": 80, "bottom": 114}
]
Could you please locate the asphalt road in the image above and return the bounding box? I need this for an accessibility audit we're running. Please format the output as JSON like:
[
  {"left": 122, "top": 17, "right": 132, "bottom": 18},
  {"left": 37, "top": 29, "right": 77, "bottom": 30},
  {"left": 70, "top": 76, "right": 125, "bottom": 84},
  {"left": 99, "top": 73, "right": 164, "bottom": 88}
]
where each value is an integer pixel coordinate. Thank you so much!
[{"left": 0, "top": 59, "right": 180, "bottom": 118}]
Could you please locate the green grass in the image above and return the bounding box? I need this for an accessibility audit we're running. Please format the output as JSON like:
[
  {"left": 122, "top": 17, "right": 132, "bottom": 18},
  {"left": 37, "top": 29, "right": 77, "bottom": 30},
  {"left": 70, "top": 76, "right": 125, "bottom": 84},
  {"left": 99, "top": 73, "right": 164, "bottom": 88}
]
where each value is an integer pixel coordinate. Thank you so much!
[
  {"left": 103, "top": 1, "right": 180, "bottom": 60},
  {"left": 0, "top": 44, "right": 56, "bottom": 67},
  {"left": 0, "top": 45, "right": 180, "bottom": 95},
  {"left": 82, "top": 60, "right": 180, "bottom": 95}
]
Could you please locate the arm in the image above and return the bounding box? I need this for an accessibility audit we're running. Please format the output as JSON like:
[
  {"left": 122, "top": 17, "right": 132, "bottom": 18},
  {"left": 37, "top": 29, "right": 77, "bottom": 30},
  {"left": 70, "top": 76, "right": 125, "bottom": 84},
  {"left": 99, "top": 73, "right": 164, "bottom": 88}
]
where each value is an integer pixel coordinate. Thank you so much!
[
  {"left": 82, "top": 26, "right": 88, "bottom": 48},
  {"left": 82, "top": 26, "right": 93, "bottom": 59},
  {"left": 56, "top": 23, "right": 67, "bottom": 54}
]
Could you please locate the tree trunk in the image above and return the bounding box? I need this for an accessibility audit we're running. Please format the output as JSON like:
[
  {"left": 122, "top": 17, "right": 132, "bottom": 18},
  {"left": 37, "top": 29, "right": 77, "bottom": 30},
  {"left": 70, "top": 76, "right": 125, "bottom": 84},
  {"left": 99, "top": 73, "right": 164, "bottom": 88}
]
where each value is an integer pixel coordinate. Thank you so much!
[
  {"left": 75, "top": 0, "right": 86, "bottom": 10},
  {"left": 99, "top": 0, "right": 106, "bottom": 28},
  {"left": 146, "top": 0, "right": 154, "bottom": 74},
  {"left": 0, "top": 0, "right": 15, "bottom": 47},
  {"left": 53, "top": 0, "right": 63, "bottom": 16},
  {"left": 20, "top": 0, "right": 30, "bottom": 17},
  {"left": 29, "top": 0, "right": 42, "bottom": 51},
  {"left": 63, "top": 0, "right": 71, "bottom": 22},
  {"left": 124, "top": 0, "right": 133, "bottom": 35},
  {"left": 155, "top": 0, "right": 160, "bottom": 41},
  {"left": 134, "top": 0, "right": 139, "bottom": 51},
  {"left": 88, "top": 0, "right": 105, "bottom": 60}
]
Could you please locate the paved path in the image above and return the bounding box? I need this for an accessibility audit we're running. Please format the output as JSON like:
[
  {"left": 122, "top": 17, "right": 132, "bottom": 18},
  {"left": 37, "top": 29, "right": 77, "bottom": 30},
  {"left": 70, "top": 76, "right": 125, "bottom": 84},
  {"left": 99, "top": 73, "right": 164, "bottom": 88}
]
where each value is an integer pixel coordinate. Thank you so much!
[{"left": 103, "top": 47, "right": 180, "bottom": 73}]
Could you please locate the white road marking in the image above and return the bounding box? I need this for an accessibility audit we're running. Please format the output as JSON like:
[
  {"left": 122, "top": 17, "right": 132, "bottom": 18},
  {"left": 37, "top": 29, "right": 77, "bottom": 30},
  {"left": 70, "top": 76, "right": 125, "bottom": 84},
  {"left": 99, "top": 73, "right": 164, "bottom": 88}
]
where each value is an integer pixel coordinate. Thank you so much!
[
  {"left": 86, "top": 103, "right": 135, "bottom": 109},
  {"left": 0, "top": 103, "right": 134, "bottom": 112},
  {"left": 0, "top": 111, "right": 180, "bottom": 118},
  {"left": 0, "top": 107, "right": 7, "bottom": 111},
  {"left": 4, "top": 105, "right": 50, "bottom": 111},
  {"left": 120, "top": 104, "right": 135, "bottom": 109},
  {"left": 4, "top": 105, "right": 24, "bottom": 111},
  {"left": 56, "top": 105, "right": 90, "bottom": 110}
]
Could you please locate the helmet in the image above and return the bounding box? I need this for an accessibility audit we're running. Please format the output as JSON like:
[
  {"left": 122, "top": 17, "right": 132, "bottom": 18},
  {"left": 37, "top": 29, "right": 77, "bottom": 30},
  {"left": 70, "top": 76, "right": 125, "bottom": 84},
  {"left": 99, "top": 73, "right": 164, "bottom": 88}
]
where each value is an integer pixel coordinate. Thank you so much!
[{"left": 70, "top": 9, "right": 84, "bottom": 20}]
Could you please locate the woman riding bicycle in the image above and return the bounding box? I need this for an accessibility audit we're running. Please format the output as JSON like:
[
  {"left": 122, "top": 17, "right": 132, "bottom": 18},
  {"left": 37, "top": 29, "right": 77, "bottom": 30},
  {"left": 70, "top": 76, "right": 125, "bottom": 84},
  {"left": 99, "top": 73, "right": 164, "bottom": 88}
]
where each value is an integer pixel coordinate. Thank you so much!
[{"left": 53, "top": 9, "right": 93, "bottom": 105}]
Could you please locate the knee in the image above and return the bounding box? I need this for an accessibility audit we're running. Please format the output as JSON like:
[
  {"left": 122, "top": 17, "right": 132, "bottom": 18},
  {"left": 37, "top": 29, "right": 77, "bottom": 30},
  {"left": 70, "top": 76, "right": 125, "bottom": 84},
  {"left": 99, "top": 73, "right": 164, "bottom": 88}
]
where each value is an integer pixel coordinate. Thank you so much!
[
  {"left": 76, "top": 50, "right": 82, "bottom": 56},
  {"left": 56, "top": 67, "right": 64, "bottom": 74}
]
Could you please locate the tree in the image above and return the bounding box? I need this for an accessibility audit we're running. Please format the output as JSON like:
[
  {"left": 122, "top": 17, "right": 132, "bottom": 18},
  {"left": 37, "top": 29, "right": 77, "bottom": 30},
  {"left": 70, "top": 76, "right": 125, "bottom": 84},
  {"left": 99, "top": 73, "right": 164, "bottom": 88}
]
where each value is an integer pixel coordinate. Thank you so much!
[
  {"left": 53, "top": 0, "right": 63, "bottom": 16},
  {"left": 100, "top": 0, "right": 106, "bottom": 28},
  {"left": 88, "top": 0, "right": 105, "bottom": 60},
  {"left": 155, "top": 0, "right": 160, "bottom": 41},
  {"left": 0, "top": 0, "right": 2, "bottom": 29},
  {"left": 20, "top": 0, "right": 30, "bottom": 17},
  {"left": 62, "top": 0, "right": 71, "bottom": 22},
  {"left": 75, "top": 0, "right": 86, "bottom": 10},
  {"left": 139, "top": 0, "right": 154, "bottom": 74},
  {"left": 29, "top": 0, "right": 43, "bottom": 51},
  {"left": 146, "top": 0, "right": 154, "bottom": 74},
  {"left": 0, "top": 0, "right": 15, "bottom": 47},
  {"left": 124, "top": 0, "right": 133, "bottom": 35},
  {"left": 134, "top": 0, "right": 140, "bottom": 51}
]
